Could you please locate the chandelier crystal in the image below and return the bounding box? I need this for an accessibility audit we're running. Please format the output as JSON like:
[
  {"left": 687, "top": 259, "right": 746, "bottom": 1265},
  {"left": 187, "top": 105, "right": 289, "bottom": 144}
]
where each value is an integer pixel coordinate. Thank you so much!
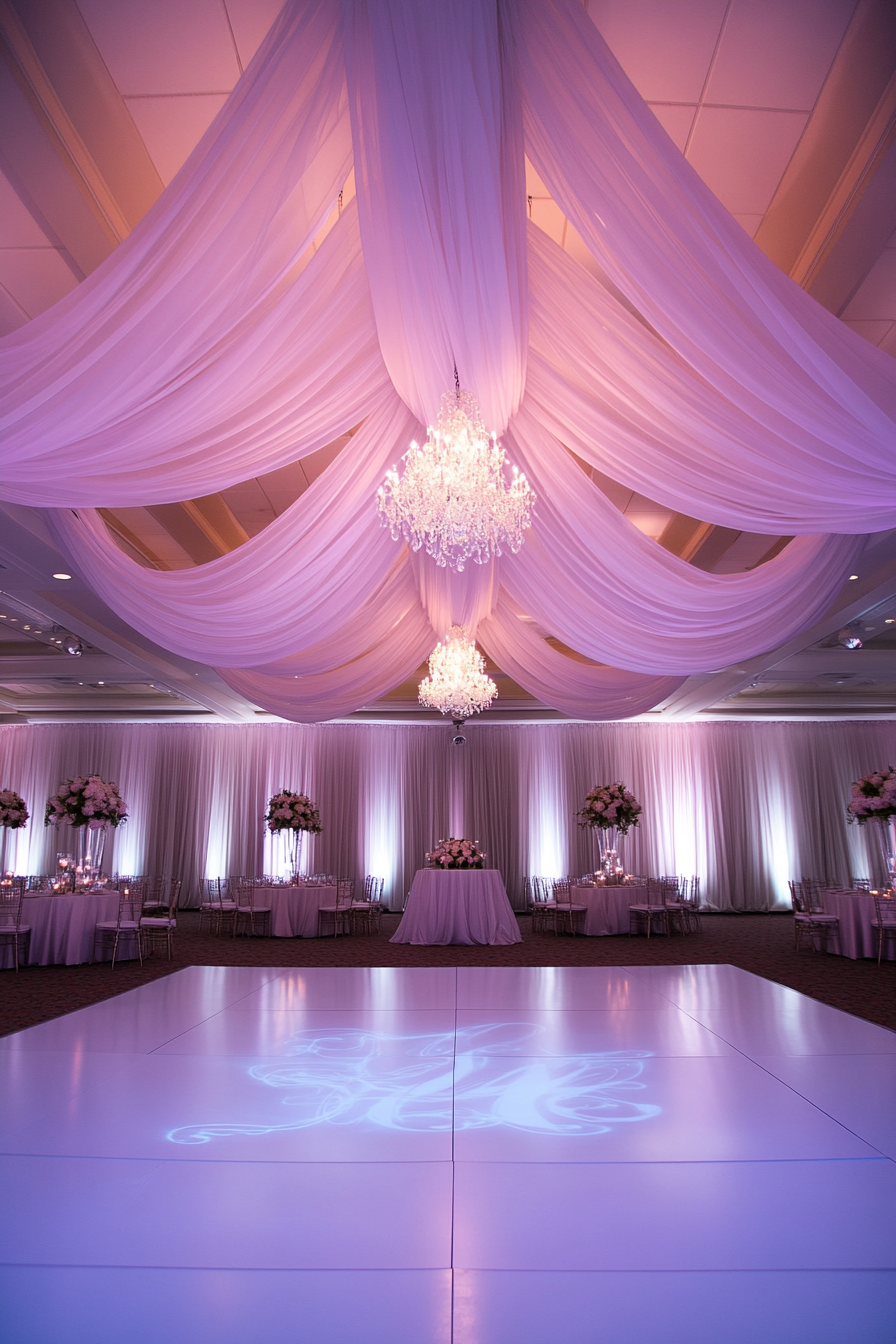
[
  {"left": 418, "top": 625, "right": 498, "bottom": 720},
  {"left": 377, "top": 388, "right": 534, "bottom": 572}
]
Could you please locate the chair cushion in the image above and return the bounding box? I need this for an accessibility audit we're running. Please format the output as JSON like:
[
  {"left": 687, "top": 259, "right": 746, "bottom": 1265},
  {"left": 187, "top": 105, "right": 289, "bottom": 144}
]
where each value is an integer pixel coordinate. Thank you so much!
[{"left": 140, "top": 917, "right": 176, "bottom": 928}]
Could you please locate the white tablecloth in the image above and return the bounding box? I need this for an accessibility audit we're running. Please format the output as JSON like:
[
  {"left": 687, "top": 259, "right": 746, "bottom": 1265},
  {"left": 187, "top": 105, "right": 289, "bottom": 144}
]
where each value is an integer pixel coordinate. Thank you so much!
[
  {"left": 391, "top": 869, "right": 522, "bottom": 946},
  {"left": 251, "top": 884, "right": 337, "bottom": 938},
  {"left": 571, "top": 883, "right": 649, "bottom": 936},
  {"left": 7, "top": 891, "right": 128, "bottom": 967},
  {"left": 820, "top": 889, "right": 895, "bottom": 960}
]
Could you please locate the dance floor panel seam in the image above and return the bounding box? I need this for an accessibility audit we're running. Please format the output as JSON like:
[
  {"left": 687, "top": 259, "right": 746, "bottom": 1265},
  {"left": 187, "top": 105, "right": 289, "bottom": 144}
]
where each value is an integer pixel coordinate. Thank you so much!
[{"left": 2, "top": 963, "right": 893, "bottom": 1344}]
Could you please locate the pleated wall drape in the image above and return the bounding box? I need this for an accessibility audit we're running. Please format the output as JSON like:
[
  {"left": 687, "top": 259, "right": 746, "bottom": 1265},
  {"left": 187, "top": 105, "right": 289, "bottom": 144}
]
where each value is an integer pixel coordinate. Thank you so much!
[{"left": 1, "top": 720, "right": 893, "bottom": 911}]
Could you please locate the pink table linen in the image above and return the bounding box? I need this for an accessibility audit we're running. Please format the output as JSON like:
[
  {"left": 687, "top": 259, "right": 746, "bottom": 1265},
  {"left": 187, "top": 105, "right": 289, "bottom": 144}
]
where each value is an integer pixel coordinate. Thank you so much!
[
  {"left": 820, "top": 889, "right": 895, "bottom": 960},
  {"left": 251, "top": 884, "right": 337, "bottom": 938},
  {"left": 391, "top": 869, "right": 522, "bottom": 946},
  {"left": 571, "top": 883, "right": 649, "bottom": 936},
  {"left": 12, "top": 891, "right": 127, "bottom": 966}
]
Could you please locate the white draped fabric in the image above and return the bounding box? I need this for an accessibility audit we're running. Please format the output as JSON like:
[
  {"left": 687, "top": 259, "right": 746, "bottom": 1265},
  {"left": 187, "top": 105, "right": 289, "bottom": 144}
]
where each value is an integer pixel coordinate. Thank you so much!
[
  {"left": 2, "top": 721, "right": 893, "bottom": 913},
  {"left": 2, "top": 0, "right": 893, "bottom": 723}
]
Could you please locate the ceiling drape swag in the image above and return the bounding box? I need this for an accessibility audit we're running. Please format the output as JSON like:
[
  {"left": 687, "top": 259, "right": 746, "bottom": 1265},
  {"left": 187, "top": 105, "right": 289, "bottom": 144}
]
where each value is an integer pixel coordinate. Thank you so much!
[{"left": 1, "top": 0, "right": 892, "bottom": 721}]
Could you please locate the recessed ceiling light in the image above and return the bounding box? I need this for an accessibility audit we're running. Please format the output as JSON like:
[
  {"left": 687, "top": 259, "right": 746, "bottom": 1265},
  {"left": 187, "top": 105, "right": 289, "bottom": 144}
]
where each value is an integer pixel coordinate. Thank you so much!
[
  {"left": 23, "top": 625, "right": 30, "bottom": 630},
  {"left": 52, "top": 573, "right": 72, "bottom": 580},
  {"left": 849, "top": 574, "right": 859, "bottom": 580},
  {"left": 886, "top": 619, "right": 895, "bottom": 625},
  {"left": 97, "top": 681, "right": 105, "bottom": 685}
]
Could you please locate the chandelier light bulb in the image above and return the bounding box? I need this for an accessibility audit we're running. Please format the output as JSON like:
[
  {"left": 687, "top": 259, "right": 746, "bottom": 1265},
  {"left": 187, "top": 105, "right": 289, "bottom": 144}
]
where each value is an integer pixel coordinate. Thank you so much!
[
  {"left": 377, "top": 388, "right": 534, "bottom": 572},
  {"left": 418, "top": 625, "right": 498, "bottom": 721}
]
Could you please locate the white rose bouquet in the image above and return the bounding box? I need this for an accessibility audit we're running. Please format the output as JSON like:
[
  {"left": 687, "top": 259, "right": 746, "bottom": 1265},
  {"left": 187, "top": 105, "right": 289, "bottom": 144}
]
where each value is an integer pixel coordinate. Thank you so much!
[
  {"left": 578, "top": 782, "right": 642, "bottom": 834},
  {"left": 426, "top": 837, "right": 486, "bottom": 870},
  {"left": 0, "top": 788, "right": 29, "bottom": 829},
  {"left": 44, "top": 775, "right": 127, "bottom": 829}
]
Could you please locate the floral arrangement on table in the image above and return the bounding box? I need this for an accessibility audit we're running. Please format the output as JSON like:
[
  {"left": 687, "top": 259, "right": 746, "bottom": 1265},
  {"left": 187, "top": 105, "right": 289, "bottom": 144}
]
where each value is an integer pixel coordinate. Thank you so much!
[
  {"left": 44, "top": 775, "right": 127, "bottom": 829},
  {"left": 265, "top": 790, "right": 322, "bottom": 834},
  {"left": 846, "top": 767, "right": 896, "bottom": 824},
  {"left": 0, "top": 789, "right": 29, "bottom": 829},
  {"left": 578, "top": 782, "right": 642, "bottom": 834},
  {"left": 426, "top": 837, "right": 486, "bottom": 869}
]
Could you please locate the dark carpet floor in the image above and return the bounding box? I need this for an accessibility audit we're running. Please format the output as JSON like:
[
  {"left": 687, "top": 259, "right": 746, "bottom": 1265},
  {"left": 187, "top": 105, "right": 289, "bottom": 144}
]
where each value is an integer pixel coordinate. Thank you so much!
[{"left": 2, "top": 910, "right": 893, "bottom": 1037}]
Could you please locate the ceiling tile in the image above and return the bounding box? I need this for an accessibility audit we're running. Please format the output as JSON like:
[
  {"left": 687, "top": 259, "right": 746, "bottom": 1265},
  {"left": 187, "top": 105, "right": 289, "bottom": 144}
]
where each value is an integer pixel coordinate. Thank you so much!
[
  {"left": 125, "top": 95, "right": 229, "bottom": 185},
  {"left": 840, "top": 249, "right": 896, "bottom": 321},
  {"left": 731, "top": 213, "right": 765, "bottom": 237},
  {"left": 687, "top": 107, "right": 808, "bottom": 214},
  {"left": 0, "top": 174, "right": 50, "bottom": 248},
  {"left": 0, "top": 284, "right": 29, "bottom": 337},
  {"left": 76, "top": 0, "right": 241, "bottom": 96},
  {"left": 586, "top": 0, "right": 728, "bottom": 102},
  {"left": 0, "top": 248, "right": 79, "bottom": 320},
  {"left": 841, "top": 319, "right": 895, "bottom": 347},
  {"left": 224, "top": 0, "right": 286, "bottom": 70},
  {"left": 705, "top": 0, "right": 856, "bottom": 110},
  {"left": 647, "top": 104, "right": 696, "bottom": 153}
]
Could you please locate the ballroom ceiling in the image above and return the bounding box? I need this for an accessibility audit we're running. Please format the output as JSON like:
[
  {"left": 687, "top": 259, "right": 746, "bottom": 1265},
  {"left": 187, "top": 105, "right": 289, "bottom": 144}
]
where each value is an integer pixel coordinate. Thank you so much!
[{"left": 1, "top": 0, "right": 894, "bottom": 724}]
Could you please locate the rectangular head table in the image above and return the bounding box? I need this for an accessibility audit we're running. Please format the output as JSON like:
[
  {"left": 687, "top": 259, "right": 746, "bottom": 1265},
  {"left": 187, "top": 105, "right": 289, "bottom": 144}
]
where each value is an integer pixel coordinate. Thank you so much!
[
  {"left": 391, "top": 869, "right": 522, "bottom": 946},
  {"left": 251, "top": 884, "right": 337, "bottom": 938}
]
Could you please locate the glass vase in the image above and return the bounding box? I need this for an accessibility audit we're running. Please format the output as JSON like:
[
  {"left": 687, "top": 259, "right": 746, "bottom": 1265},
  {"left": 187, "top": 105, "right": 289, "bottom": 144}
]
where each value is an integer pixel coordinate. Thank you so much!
[
  {"left": 75, "top": 825, "right": 107, "bottom": 889},
  {"left": 285, "top": 829, "right": 305, "bottom": 882},
  {"left": 0, "top": 826, "right": 12, "bottom": 876},
  {"left": 594, "top": 827, "right": 625, "bottom": 883}
]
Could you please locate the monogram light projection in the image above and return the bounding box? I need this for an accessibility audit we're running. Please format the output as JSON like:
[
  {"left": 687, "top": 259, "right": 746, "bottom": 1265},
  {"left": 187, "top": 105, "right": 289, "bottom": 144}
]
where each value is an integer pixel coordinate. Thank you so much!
[{"left": 166, "top": 1023, "right": 659, "bottom": 1144}]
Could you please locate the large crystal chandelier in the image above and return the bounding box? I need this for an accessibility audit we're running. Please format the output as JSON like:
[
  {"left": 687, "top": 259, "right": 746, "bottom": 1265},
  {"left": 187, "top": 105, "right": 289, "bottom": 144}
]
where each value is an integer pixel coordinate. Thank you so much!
[
  {"left": 377, "top": 386, "right": 534, "bottom": 572},
  {"left": 418, "top": 626, "right": 498, "bottom": 722}
]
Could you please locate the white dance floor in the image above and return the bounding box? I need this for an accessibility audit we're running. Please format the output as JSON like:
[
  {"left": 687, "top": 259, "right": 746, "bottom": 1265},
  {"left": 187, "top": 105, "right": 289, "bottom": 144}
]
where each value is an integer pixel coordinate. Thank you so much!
[{"left": 1, "top": 964, "right": 894, "bottom": 1342}]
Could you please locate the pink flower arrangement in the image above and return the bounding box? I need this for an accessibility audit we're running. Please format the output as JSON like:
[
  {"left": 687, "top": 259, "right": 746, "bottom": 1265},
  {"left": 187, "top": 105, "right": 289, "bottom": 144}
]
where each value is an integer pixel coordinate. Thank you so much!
[
  {"left": 265, "top": 790, "right": 322, "bottom": 834},
  {"left": 578, "top": 782, "right": 642, "bottom": 834},
  {"left": 0, "top": 788, "right": 29, "bottom": 829},
  {"left": 426, "top": 837, "right": 486, "bottom": 870},
  {"left": 44, "top": 775, "right": 127, "bottom": 829},
  {"left": 847, "top": 767, "right": 896, "bottom": 824}
]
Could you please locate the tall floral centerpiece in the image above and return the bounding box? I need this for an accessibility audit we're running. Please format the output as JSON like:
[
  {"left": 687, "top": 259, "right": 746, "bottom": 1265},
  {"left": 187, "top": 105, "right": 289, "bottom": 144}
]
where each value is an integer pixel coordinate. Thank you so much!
[
  {"left": 265, "top": 790, "right": 322, "bottom": 879},
  {"left": 0, "top": 788, "right": 29, "bottom": 875},
  {"left": 578, "top": 782, "right": 642, "bottom": 882},
  {"left": 426, "top": 838, "right": 486, "bottom": 870},
  {"left": 847, "top": 766, "right": 896, "bottom": 888},
  {"left": 45, "top": 775, "right": 127, "bottom": 883}
]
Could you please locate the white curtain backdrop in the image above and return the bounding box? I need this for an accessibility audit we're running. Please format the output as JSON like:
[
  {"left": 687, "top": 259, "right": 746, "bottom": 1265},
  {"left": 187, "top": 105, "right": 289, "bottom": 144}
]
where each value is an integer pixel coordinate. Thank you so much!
[{"left": 1, "top": 720, "right": 892, "bottom": 912}]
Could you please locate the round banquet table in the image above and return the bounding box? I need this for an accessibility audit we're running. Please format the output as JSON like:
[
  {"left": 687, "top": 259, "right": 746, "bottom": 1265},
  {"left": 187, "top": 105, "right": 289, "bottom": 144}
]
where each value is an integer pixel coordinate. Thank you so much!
[
  {"left": 251, "top": 884, "right": 338, "bottom": 937},
  {"left": 391, "top": 869, "right": 522, "bottom": 946},
  {"left": 571, "top": 883, "right": 649, "bottom": 936},
  {"left": 5, "top": 890, "right": 130, "bottom": 967},
  {"left": 819, "top": 889, "right": 895, "bottom": 960}
]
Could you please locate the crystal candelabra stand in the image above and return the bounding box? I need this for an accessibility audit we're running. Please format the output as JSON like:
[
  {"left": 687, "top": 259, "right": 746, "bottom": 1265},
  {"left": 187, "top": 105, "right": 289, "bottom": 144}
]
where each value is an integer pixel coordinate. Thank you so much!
[
  {"left": 377, "top": 389, "right": 534, "bottom": 572},
  {"left": 418, "top": 626, "right": 497, "bottom": 721}
]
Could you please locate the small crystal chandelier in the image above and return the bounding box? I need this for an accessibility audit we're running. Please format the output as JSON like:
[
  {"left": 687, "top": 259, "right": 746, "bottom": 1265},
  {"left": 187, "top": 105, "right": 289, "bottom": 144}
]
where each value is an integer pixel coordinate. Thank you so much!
[
  {"left": 418, "top": 626, "right": 498, "bottom": 727},
  {"left": 377, "top": 382, "right": 534, "bottom": 572}
]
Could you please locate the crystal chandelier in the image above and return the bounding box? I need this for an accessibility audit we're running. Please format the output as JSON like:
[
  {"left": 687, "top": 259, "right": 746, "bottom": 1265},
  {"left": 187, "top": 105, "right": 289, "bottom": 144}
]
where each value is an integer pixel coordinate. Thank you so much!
[
  {"left": 418, "top": 626, "right": 498, "bottom": 723},
  {"left": 377, "top": 386, "right": 534, "bottom": 572}
]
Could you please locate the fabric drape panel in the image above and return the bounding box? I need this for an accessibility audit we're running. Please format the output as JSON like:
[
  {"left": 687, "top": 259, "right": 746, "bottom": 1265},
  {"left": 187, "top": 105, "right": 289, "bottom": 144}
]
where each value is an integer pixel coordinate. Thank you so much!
[
  {"left": 2, "top": 206, "right": 390, "bottom": 507},
  {"left": 2, "top": 721, "right": 893, "bottom": 911},
  {"left": 45, "top": 393, "right": 424, "bottom": 667},
  {"left": 503, "top": 408, "right": 863, "bottom": 674},
  {"left": 478, "top": 594, "right": 684, "bottom": 719},
  {"left": 218, "top": 595, "right": 436, "bottom": 723},
  {"left": 343, "top": 0, "right": 527, "bottom": 430},
  {"left": 1, "top": 0, "right": 355, "bottom": 507},
  {"left": 525, "top": 226, "right": 892, "bottom": 534},
  {"left": 518, "top": 0, "right": 896, "bottom": 468}
]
